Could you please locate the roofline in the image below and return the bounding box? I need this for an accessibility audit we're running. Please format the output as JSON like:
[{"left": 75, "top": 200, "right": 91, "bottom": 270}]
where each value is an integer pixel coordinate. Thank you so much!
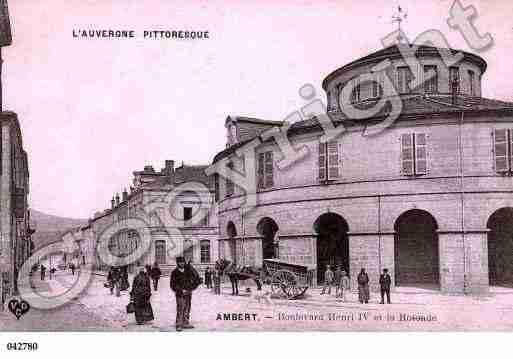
[
  {"left": 212, "top": 105, "right": 513, "bottom": 164},
  {"left": 321, "top": 45, "right": 487, "bottom": 90},
  {"left": 226, "top": 115, "right": 284, "bottom": 127}
]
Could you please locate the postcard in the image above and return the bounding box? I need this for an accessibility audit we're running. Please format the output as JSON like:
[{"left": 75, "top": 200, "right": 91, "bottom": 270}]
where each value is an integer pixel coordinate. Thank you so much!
[{"left": 0, "top": 0, "right": 512, "bottom": 341}]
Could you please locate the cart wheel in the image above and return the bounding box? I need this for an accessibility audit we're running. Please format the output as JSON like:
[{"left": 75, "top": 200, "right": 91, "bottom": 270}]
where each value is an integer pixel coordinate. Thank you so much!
[{"left": 271, "top": 270, "right": 297, "bottom": 299}]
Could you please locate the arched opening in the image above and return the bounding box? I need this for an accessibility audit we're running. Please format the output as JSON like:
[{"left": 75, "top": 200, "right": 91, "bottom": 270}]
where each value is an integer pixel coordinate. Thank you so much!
[
  {"left": 226, "top": 221, "right": 237, "bottom": 265},
  {"left": 313, "top": 213, "right": 349, "bottom": 285},
  {"left": 487, "top": 207, "right": 513, "bottom": 287},
  {"left": 394, "top": 209, "right": 439, "bottom": 288},
  {"left": 257, "top": 217, "right": 279, "bottom": 260}
]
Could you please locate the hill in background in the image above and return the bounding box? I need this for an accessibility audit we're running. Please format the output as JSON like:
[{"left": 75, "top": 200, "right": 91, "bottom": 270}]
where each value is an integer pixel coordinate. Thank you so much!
[{"left": 29, "top": 209, "right": 88, "bottom": 250}]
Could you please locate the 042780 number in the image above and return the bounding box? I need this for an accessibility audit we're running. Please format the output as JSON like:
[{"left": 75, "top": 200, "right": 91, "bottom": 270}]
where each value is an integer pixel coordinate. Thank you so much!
[{"left": 6, "top": 342, "right": 38, "bottom": 351}]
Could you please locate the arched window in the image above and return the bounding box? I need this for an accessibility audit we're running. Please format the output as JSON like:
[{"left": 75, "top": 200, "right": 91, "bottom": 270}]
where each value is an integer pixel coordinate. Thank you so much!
[
  {"left": 183, "top": 239, "right": 194, "bottom": 263},
  {"left": 200, "top": 240, "right": 211, "bottom": 263}
]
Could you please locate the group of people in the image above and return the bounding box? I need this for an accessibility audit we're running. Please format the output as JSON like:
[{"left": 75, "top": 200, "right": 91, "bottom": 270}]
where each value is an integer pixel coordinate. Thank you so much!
[
  {"left": 203, "top": 266, "right": 222, "bottom": 295},
  {"left": 107, "top": 258, "right": 201, "bottom": 330},
  {"left": 106, "top": 266, "right": 130, "bottom": 296},
  {"left": 322, "top": 266, "right": 392, "bottom": 304},
  {"left": 320, "top": 265, "right": 350, "bottom": 300}
]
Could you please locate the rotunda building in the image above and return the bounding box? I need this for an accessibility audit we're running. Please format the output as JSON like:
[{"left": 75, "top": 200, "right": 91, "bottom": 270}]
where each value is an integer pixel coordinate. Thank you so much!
[{"left": 211, "top": 44, "right": 513, "bottom": 294}]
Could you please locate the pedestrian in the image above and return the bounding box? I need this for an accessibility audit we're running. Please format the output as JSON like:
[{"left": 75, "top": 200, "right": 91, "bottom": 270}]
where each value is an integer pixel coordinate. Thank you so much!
[
  {"left": 70, "top": 263, "right": 75, "bottom": 276},
  {"left": 213, "top": 266, "right": 221, "bottom": 295},
  {"left": 339, "top": 270, "right": 350, "bottom": 302},
  {"left": 357, "top": 268, "right": 370, "bottom": 304},
  {"left": 119, "top": 266, "right": 130, "bottom": 291},
  {"left": 150, "top": 262, "right": 162, "bottom": 291},
  {"left": 130, "top": 266, "right": 154, "bottom": 325},
  {"left": 334, "top": 266, "right": 342, "bottom": 297},
  {"left": 40, "top": 264, "right": 46, "bottom": 281},
  {"left": 379, "top": 268, "right": 392, "bottom": 304},
  {"left": 204, "top": 267, "right": 212, "bottom": 289},
  {"left": 107, "top": 266, "right": 121, "bottom": 297},
  {"left": 170, "top": 256, "right": 201, "bottom": 331},
  {"left": 320, "top": 265, "right": 334, "bottom": 295}
]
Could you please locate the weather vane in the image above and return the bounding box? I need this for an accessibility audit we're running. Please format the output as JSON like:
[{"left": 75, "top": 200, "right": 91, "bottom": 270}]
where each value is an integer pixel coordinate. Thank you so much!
[{"left": 391, "top": 5, "right": 408, "bottom": 43}]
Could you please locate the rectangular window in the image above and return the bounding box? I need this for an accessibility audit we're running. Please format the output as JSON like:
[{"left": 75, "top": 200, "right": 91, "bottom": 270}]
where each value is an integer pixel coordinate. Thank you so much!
[
  {"left": 468, "top": 70, "right": 475, "bottom": 96},
  {"left": 423, "top": 65, "right": 438, "bottom": 93},
  {"left": 225, "top": 162, "right": 234, "bottom": 197},
  {"left": 350, "top": 78, "right": 360, "bottom": 103},
  {"left": 318, "top": 142, "right": 327, "bottom": 181},
  {"left": 371, "top": 74, "right": 383, "bottom": 98},
  {"left": 397, "top": 66, "right": 412, "bottom": 94},
  {"left": 214, "top": 174, "right": 219, "bottom": 202},
  {"left": 449, "top": 66, "right": 460, "bottom": 93},
  {"left": 318, "top": 140, "right": 341, "bottom": 181},
  {"left": 183, "top": 240, "right": 194, "bottom": 263},
  {"left": 200, "top": 240, "right": 211, "bottom": 263},
  {"left": 155, "top": 240, "right": 166, "bottom": 264},
  {"left": 401, "top": 133, "right": 428, "bottom": 176},
  {"left": 257, "top": 151, "right": 274, "bottom": 189},
  {"left": 493, "top": 129, "right": 510, "bottom": 173}
]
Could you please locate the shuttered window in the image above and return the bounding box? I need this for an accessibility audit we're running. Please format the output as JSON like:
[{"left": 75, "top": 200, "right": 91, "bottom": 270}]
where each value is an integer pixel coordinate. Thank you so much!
[
  {"left": 257, "top": 153, "right": 265, "bottom": 189},
  {"left": 214, "top": 174, "right": 219, "bottom": 202},
  {"left": 257, "top": 151, "right": 274, "bottom": 189},
  {"left": 225, "top": 162, "right": 234, "bottom": 197},
  {"left": 401, "top": 134, "right": 415, "bottom": 175},
  {"left": 397, "top": 66, "right": 412, "bottom": 94},
  {"left": 265, "top": 151, "right": 274, "bottom": 187},
  {"left": 350, "top": 78, "right": 360, "bottom": 103},
  {"left": 401, "top": 133, "right": 428, "bottom": 176},
  {"left": 449, "top": 67, "right": 460, "bottom": 93},
  {"left": 327, "top": 141, "right": 340, "bottom": 179},
  {"left": 319, "top": 140, "right": 341, "bottom": 181},
  {"left": 318, "top": 142, "right": 327, "bottom": 181},
  {"left": 493, "top": 129, "right": 510, "bottom": 173},
  {"left": 468, "top": 70, "right": 475, "bottom": 96},
  {"left": 423, "top": 65, "right": 438, "bottom": 93}
]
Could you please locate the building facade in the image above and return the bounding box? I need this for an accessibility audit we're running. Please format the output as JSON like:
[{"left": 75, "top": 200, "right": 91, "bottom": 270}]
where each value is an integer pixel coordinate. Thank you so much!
[
  {"left": 0, "top": 112, "right": 32, "bottom": 307},
  {"left": 212, "top": 44, "right": 513, "bottom": 295},
  {"left": 89, "top": 160, "right": 218, "bottom": 274}
]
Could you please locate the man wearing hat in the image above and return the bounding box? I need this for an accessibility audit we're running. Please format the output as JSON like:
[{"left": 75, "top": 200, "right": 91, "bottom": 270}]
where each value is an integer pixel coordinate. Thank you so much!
[
  {"left": 170, "top": 256, "right": 201, "bottom": 331},
  {"left": 379, "top": 268, "right": 392, "bottom": 304}
]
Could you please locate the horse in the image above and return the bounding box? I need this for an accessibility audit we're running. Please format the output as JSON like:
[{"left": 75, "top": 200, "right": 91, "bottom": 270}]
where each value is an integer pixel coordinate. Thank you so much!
[{"left": 215, "top": 259, "right": 263, "bottom": 295}]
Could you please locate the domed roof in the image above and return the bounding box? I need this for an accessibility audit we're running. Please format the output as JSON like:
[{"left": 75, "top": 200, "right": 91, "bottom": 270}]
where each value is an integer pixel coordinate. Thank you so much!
[{"left": 322, "top": 44, "right": 487, "bottom": 89}]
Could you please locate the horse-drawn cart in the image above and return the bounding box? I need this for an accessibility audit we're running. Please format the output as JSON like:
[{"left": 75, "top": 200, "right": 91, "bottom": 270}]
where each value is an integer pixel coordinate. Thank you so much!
[
  {"left": 263, "top": 259, "right": 310, "bottom": 299},
  {"left": 217, "top": 258, "right": 311, "bottom": 300}
]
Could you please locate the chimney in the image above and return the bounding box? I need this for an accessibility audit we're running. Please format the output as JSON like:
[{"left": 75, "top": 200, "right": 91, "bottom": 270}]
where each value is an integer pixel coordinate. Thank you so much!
[
  {"left": 115, "top": 193, "right": 120, "bottom": 206},
  {"left": 122, "top": 188, "right": 128, "bottom": 202},
  {"left": 164, "top": 160, "right": 175, "bottom": 175},
  {"left": 111, "top": 197, "right": 115, "bottom": 209}
]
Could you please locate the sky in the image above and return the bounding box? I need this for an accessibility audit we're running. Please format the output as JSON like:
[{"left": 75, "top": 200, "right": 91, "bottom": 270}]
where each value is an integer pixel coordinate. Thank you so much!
[{"left": 4, "top": 0, "right": 513, "bottom": 218}]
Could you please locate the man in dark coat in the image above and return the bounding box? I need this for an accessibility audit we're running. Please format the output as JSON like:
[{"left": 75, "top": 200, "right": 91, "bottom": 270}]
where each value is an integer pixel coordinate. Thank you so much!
[
  {"left": 379, "top": 268, "right": 392, "bottom": 304},
  {"left": 130, "top": 267, "right": 154, "bottom": 325},
  {"left": 170, "top": 256, "right": 201, "bottom": 331},
  {"left": 150, "top": 263, "right": 162, "bottom": 291},
  {"left": 204, "top": 267, "right": 212, "bottom": 289},
  {"left": 40, "top": 264, "right": 46, "bottom": 281}
]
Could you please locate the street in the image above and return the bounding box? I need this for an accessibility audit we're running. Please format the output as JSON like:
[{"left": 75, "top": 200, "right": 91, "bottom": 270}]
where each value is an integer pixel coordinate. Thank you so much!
[{"left": 2, "top": 270, "right": 513, "bottom": 331}]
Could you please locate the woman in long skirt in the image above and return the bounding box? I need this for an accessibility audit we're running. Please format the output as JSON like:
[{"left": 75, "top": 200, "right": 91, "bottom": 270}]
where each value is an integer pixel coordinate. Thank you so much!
[
  {"left": 130, "top": 266, "right": 155, "bottom": 325},
  {"left": 357, "top": 268, "right": 370, "bottom": 304}
]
